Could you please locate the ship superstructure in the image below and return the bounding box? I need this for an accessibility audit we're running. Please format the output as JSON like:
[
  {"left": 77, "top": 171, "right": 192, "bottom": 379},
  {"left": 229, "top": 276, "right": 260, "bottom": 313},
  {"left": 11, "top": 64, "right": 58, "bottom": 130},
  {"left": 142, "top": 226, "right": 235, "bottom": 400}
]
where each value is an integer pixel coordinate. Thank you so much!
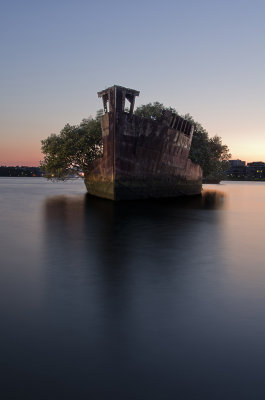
[{"left": 85, "top": 85, "right": 202, "bottom": 200}]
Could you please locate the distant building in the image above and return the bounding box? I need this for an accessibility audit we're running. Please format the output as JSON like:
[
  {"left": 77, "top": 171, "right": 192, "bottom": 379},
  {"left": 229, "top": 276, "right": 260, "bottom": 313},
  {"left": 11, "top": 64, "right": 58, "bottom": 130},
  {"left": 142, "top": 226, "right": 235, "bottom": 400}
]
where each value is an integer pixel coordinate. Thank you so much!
[
  {"left": 229, "top": 160, "right": 246, "bottom": 167},
  {"left": 246, "top": 162, "right": 265, "bottom": 179},
  {"left": 226, "top": 160, "right": 246, "bottom": 179}
]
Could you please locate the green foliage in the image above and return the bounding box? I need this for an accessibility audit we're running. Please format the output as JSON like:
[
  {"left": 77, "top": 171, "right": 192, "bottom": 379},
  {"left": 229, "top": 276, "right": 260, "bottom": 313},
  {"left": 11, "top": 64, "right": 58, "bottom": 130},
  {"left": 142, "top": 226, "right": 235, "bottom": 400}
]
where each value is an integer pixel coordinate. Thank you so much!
[
  {"left": 135, "top": 104, "right": 231, "bottom": 181},
  {"left": 40, "top": 117, "right": 102, "bottom": 180},
  {"left": 135, "top": 102, "right": 177, "bottom": 120},
  {"left": 186, "top": 114, "right": 231, "bottom": 181}
]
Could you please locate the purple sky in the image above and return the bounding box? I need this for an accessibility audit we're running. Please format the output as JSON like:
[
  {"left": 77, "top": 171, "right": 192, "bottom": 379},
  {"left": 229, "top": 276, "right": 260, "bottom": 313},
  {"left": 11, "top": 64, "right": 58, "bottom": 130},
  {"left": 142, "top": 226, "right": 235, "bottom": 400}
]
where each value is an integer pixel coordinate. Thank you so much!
[{"left": 1, "top": 0, "right": 265, "bottom": 165}]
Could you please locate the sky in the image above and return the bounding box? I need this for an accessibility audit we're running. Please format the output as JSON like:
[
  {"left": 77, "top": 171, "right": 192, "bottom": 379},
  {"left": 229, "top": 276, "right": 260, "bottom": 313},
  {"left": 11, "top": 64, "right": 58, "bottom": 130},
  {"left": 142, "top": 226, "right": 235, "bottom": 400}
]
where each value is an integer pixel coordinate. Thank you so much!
[{"left": 1, "top": 0, "right": 265, "bottom": 165}]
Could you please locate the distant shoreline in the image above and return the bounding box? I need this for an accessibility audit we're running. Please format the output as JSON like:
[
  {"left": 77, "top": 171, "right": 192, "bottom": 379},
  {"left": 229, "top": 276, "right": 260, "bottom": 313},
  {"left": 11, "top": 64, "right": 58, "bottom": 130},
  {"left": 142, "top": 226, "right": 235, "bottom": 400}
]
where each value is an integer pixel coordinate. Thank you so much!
[{"left": 0, "top": 166, "right": 43, "bottom": 177}]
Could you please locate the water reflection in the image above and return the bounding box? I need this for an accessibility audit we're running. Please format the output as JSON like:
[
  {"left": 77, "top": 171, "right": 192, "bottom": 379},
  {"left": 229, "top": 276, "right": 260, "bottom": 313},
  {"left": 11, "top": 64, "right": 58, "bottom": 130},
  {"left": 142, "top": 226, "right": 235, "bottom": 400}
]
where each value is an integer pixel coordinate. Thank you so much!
[
  {"left": 43, "top": 190, "right": 226, "bottom": 275},
  {"left": 44, "top": 189, "right": 226, "bottom": 229},
  {"left": 43, "top": 189, "right": 226, "bottom": 317},
  {"left": 43, "top": 189, "right": 226, "bottom": 274},
  {"left": 5, "top": 181, "right": 265, "bottom": 399},
  {"left": 41, "top": 191, "right": 228, "bottom": 398},
  {"left": 43, "top": 188, "right": 226, "bottom": 301}
]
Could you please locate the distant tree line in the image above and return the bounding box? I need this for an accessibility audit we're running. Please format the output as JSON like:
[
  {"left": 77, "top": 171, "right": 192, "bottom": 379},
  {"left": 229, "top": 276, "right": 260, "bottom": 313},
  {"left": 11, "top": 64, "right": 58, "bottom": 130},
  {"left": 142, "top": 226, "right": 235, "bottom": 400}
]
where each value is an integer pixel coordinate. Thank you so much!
[{"left": 0, "top": 166, "right": 43, "bottom": 177}]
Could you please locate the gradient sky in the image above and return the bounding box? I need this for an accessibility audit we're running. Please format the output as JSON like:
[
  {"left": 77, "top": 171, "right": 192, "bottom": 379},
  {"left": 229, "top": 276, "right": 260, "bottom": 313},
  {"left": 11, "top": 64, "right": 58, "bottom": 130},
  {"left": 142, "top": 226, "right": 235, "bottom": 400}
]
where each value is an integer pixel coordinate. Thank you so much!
[{"left": 1, "top": 0, "right": 265, "bottom": 165}]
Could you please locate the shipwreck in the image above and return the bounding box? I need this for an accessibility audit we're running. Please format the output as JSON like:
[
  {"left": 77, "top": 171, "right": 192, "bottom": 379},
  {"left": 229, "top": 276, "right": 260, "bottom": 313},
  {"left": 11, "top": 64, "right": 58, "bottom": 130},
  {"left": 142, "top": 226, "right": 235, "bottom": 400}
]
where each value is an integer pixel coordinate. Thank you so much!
[{"left": 84, "top": 85, "right": 202, "bottom": 200}]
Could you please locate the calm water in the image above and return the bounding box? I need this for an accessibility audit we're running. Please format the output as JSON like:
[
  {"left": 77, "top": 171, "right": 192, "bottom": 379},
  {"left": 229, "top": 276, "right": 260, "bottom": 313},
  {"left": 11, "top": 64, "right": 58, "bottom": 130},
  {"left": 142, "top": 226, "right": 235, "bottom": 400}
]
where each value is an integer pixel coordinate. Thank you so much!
[{"left": 1, "top": 178, "right": 265, "bottom": 399}]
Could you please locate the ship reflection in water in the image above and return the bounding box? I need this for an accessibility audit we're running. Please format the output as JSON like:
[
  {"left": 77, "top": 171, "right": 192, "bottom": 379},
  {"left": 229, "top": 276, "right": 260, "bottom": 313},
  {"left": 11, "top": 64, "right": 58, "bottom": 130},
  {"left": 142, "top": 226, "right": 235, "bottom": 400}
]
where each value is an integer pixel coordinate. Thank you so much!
[
  {"left": 44, "top": 189, "right": 226, "bottom": 278},
  {"left": 40, "top": 188, "right": 229, "bottom": 399},
  {"left": 2, "top": 179, "right": 265, "bottom": 399}
]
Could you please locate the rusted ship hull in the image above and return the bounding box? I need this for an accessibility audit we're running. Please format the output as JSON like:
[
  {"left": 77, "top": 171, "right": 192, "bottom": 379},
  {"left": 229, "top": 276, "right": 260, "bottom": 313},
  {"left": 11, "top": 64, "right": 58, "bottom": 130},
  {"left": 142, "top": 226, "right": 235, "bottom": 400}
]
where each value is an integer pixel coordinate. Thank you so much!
[{"left": 85, "top": 86, "right": 202, "bottom": 201}]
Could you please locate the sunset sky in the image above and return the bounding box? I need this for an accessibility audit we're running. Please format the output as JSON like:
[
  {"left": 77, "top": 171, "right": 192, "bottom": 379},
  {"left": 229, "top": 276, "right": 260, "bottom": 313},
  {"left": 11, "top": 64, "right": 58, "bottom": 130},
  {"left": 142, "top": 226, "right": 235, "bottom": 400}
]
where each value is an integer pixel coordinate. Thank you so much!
[{"left": 1, "top": 0, "right": 265, "bottom": 166}]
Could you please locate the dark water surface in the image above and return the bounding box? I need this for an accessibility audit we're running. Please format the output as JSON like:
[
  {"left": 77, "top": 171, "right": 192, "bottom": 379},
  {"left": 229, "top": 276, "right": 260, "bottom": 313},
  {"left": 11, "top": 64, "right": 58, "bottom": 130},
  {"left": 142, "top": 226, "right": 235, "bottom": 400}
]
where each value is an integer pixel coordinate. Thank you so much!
[{"left": 1, "top": 178, "right": 265, "bottom": 399}]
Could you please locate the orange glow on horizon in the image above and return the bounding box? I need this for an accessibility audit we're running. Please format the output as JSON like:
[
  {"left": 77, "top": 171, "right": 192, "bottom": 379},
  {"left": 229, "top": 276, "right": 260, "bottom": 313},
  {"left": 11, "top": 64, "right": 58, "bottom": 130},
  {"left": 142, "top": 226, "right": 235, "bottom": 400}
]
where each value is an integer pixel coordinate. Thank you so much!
[
  {"left": 0, "top": 146, "right": 43, "bottom": 167},
  {"left": 2, "top": 150, "right": 265, "bottom": 167}
]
